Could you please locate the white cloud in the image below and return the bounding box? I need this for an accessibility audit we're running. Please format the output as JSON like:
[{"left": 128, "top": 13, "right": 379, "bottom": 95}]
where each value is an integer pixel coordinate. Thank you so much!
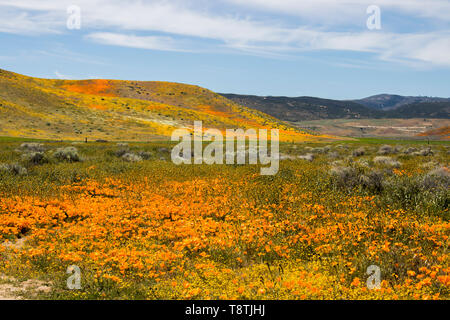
[
  {"left": 54, "top": 70, "right": 72, "bottom": 79},
  {"left": 0, "top": 7, "right": 62, "bottom": 34},
  {"left": 86, "top": 33, "right": 191, "bottom": 52},
  {"left": 0, "top": 0, "right": 449, "bottom": 67},
  {"left": 224, "top": 0, "right": 450, "bottom": 23}
]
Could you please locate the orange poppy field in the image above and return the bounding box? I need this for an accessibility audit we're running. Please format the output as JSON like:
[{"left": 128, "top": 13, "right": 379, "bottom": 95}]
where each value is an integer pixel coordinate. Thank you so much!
[{"left": 0, "top": 140, "right": 448, "bottom": 299}]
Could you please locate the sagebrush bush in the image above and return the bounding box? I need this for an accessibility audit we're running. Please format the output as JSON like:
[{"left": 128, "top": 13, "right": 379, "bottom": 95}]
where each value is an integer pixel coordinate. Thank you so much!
[
  {"left": 137, "top": 151, "right": 152, "bottom": 160},
  {"left": 278, "top": 154, "right": 296, "bottom": 160},
  {"left": 0, "top": 163, "right": 27, "bottom": 175},
  {"left": 422, "top": 167, "right": 450, "bottom": 190},
  {"left": 19, "top": 143, "right": 45, "bottom": 152},
  {"left": 329, "top": 166, "right": 360, "bottom": 190},
  {"left": 377, "top": 145, "right": 398, "bottom": 155},
  {"left": 115, "top": 149, "right": 129, "bottom": 157},
  {"left": 404, "top": 147, "right": 418, "bottom": 154},
  {"left": 114, "top": 143, "right": 130, "bottom": 157},
  {"left": 329, "top": 164, "right": 387, "bottom": 193},
  {"left": 382, "top": 174, "right": 449, "bottom": 219},
  {"left": 419, "top": 148, "right": 434, "bottom": 156},
  {"left": 21, "top": 152, "right": 49, "bottom": 165},
  {"left": 53, "top": 147, "right": 81, "bottom": 162},
  {"left": 359, "top": 170, "right": 385, "bottom": 192},
  {"left": 298, "top": 153, "right": 314, "bottom": 162},
  {"left": 311, "top": 147, "right": 327, "bottom": 154},
  {"left": 420, "top": 161, "right": 439, "bottom": 169},
  {"left": 352, "top": 147, "right": 365, "bottom": 157},
  {"left": 122, "top": 153, "right": 143, "bottom": 162},
  {"left": 328, "top": 151, "right": 340, "bottom": 159},
  {"left": 356, "top": 159, "right": 370, "bottom": 167},
  {"left": 374, "top": 156, "right": 401, "bottom": 168}
]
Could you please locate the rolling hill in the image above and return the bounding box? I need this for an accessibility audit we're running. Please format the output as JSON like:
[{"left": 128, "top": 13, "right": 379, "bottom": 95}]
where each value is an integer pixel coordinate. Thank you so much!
[
  {"left": 220, "top": 94, "right": 382, "bottom": 121},
  {"left": 355, "top": 94, "right": 450, "bottom": 110},
  {"left": 388, "top": 102, "right": 450, "bottom": 118},
  {"left": 0, "top": 69, "right": 319, "bottom": 142},
  {"left": 221, "top": 94, "right": 450, "bottom": 121}
]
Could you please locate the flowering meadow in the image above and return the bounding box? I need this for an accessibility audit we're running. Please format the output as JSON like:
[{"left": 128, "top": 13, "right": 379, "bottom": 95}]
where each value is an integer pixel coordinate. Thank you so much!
[{"left": 0, "top": 140, "right": 448, "bottom": 299}]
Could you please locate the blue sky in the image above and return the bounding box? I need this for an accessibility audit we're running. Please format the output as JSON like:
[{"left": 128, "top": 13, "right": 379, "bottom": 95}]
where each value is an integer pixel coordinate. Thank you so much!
[{"left": 0, "top": 0, "right": 449, "bottom": 99}]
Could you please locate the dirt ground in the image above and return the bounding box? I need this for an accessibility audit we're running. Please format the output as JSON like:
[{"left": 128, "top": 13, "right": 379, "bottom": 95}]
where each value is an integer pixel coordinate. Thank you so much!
[{"left": 1, "top": 238, "right": 52, "bottom": 300}]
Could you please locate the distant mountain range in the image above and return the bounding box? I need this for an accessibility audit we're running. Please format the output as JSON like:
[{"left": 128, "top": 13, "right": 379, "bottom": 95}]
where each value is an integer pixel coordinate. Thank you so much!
[
  {"left": 220, "top": 94, "right": 450, "bottom": 121},
  {"left": 355, "top": 94, "right": 450, "bottom": 110}
]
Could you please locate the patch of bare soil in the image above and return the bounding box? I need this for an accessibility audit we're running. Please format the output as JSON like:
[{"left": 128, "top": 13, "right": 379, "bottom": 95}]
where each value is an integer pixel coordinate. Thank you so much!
[
  {"left": 1, "top": 237, "right": 52, "bottom": 300},
  {"left": 0, "top": 275, "right": 51, "bottom": 300}
]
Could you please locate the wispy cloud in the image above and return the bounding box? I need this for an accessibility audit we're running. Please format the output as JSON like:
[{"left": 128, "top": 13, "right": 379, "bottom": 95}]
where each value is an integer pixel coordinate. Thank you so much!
[
  {"left": 86, "top": 33, "right": 192, "bottom": 52},
  {"left": 0, "top": 0, "right": 449, "bottom": 67},
  {"left": 224, "top": 0, "right": 450, "bottom": 23},
  {"left": 54, "top": 70, "right": 72, "bottom": 79}
]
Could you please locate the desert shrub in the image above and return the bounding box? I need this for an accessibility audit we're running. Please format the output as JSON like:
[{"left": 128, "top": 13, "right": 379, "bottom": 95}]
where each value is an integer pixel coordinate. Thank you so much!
[
  {"left": 329, "top": 166, "right": 360, "bottom": 190},
  {"left": 352, "top": 147, "right": 365, "bottom": 157},
  {"left": 53, "top": 147, "right": 81, "bottom": 162},
  {"left": 404, "top": 147, "right": 418, "bottom": 154},
  {"left": 378, "top": 145, "right": 401, "bottom": 155},
  {"left": 328, "top": 151, "right": 340, "bottom": 159},
  {"left": 115, "top": 149, "right": 129, "bottom": 157},
  {"left": 115, "top": 143, "right": 130, "bottom": 157},
  {"left": 378, "top": 145, "right": 392, "bottom": 155},
  {"left": 0, "top": 163, "right": 27, "bottom": 175},
  {"left": 19, "top": 143, "right": 45, "bottom": 152},
  {"left": 377, "top": 145, "right": 397, "bottom": 155},
  {"left": 374, "top": 156, "right": 401, "bottom": 168},
  {"left": 11, "top": 163, "right": 28, "bottom": 175},
  {"left": 419, "top": 148, "right": 433, "bottom": 156},
  {"left": 137, "top": 151, "right": 152, "bottom": 160},
  {"left": 382, "top": 175, "right": 449, "bottom": 219},
  {"left": 420, "top": 161, "right": 439, "bottom": 169},
  {"left": 411, "top": 148, "right": 434, "bottom": 157},
  {"left": 421, "top": 167, "right": 450, "bottom": 190},
  {"left": 379, "top": 167, "right": 449, "bottom": 218},
  {"left": 331, "top": 160, "right": 345, "bottom": 167},
  {"left": 329, "top": 164, "right": 387, "bottom": 193},
  {"left": 279, "top": 154, "right": 296, "bottom": 160},
  {"left": 122, "top": 153, "right": 143, "bottom": 162},
  {"left": 356, "top": 159, "right": 370, "bottom": 168},
  {"left": 298, "top": 153, "right": 314, "bottom": 162},
  {"left": 359, "top": 170, "right": 385, "bottom": 192},
  {"left": 21, "top": 152, "right": 49, "bottom": 165},
  {"left": 311, "top": 147, "right": 327, "bottom": 154}
]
